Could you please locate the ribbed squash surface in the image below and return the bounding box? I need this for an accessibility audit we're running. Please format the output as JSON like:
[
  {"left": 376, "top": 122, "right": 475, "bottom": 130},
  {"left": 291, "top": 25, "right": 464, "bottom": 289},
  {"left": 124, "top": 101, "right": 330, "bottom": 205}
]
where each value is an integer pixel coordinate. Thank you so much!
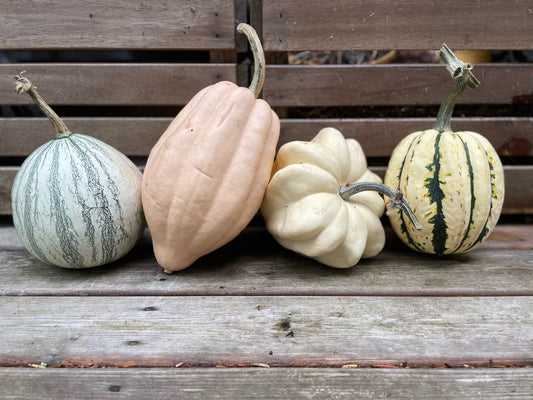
[{"left": 142, "top": 81, "right": 280, "bottom": 272}]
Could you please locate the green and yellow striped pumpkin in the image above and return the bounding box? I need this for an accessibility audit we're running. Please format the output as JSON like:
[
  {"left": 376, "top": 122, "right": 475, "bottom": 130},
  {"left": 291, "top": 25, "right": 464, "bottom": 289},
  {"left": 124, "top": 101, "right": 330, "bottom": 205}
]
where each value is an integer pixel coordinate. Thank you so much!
[{"left": 384, "top": 45, "right": 504, "bottom": 255}]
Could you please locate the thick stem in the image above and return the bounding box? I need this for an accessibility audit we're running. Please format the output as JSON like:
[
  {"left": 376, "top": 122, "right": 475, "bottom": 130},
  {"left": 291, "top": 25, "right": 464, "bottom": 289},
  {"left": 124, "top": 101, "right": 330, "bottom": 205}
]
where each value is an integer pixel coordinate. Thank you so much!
[
  {"left": 237, "top": 23, "right": 265, "bottom": 98},
  {"left": 14, "top": 72, "right": 71, "bottom": 138},
  {"left": 340, "top": 182, "right": 423, "bottom": 230},
  {"left": 433, "top": 44, "right": 480, "bottom": 133}
]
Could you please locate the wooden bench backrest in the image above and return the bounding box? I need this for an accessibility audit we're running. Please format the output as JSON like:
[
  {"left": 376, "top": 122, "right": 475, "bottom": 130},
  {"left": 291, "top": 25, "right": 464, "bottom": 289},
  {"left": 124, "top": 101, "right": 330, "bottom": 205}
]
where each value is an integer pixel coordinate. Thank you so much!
[{"left": 1, "top": 0, "right": 532, "bottom": 215}]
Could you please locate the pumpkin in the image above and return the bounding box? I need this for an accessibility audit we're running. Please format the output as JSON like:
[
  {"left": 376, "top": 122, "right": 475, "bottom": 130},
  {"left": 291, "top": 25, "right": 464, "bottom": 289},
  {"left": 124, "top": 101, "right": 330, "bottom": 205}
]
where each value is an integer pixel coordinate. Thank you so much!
[
  {"left": 261, "top": 127, "right": 420, "bottom": 268},
  {"left": 384, "top": 44, "right": 505, "bottom": 255},
  {"left": 142, "top": 23, "right": 280, "bottom": 273},
  {"left": 11, "top": 73, "right": 145, "bottom": 268}
]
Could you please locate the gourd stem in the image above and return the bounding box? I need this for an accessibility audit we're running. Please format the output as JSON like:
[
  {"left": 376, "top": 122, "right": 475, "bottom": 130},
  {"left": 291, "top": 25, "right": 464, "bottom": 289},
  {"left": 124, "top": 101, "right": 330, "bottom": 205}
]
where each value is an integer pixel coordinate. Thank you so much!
[
  {"left": 434, "top": 44, "right": 480, "bottom": 133},
  {"left": 14, "top": 72, "right": 71, "bottom": 138},
  {"left": 340, "top": 182, "right": 423, "bottom": 230},
  {"left": 237, "top": 23, "right": 265, "bottom": 98}
]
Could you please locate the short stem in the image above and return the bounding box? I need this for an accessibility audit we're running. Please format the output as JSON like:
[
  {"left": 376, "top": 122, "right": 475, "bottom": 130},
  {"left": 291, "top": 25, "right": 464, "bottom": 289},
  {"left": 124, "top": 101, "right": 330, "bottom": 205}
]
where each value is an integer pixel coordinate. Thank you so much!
[
  {"left": 14, "top": 72, "right": 71, "bottom": 138},
  {"left": 434, "top": 44, "right": 480, "bottom": 133},
  {"left": 340, "top": 182, "right": 423, "bottom": 230},
  {"left": 237, "top": 23, "right": 265, "bottom": 98}
]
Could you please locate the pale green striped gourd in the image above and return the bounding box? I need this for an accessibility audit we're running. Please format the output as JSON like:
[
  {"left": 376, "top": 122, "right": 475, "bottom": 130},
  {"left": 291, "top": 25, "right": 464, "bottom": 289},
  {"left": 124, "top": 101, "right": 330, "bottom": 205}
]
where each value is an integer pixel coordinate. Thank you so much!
[
  {"left": 11, "top": 73, "right": 145, "bottom": 268},
  {"left": 384, "top": 45, "right": 504, "bottom": 255}
]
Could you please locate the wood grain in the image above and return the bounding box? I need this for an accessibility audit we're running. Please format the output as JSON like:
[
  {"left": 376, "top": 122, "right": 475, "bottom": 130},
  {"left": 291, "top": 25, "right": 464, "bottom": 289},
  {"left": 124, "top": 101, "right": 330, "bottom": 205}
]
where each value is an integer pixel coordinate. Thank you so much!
[
  {"left": 2, "top": 117, "right": 532, "bottom": 157},
  {"left": 263, "top": 64, "right": 533, "bottom": 107},
  {"left": 0, "top": 64, "right": 236, "bottom": 106},
  {"left": 262, "top": 0, "right": 533, "bottom": 51},
  {"left": 0, "top": 0, "right": 236, "bottom": 50},
  {"left": 0, "top": 295, "right": 531, "bottom": 367},
  {"left": 0, "top": 225, "right": 531, "bottom": 297},
  {"left": 1, "top": 368, "right": 531, "bottom": 399}
]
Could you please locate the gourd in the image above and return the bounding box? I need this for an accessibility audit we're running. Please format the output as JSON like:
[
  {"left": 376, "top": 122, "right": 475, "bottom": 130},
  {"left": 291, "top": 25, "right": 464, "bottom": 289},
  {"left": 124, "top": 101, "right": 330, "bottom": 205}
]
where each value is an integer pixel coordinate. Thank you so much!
[
  {"left": 11, "top": 73, "right": 145, "bottom": 268},
  {"left": 261, "top": 127, "right": 420, "bottom": 268},
  {"left": 142, "top": 23, "right": 280, "bottom": 273},
  {"left": 384, "top": 45, "right": 505, "bottom": 255}
]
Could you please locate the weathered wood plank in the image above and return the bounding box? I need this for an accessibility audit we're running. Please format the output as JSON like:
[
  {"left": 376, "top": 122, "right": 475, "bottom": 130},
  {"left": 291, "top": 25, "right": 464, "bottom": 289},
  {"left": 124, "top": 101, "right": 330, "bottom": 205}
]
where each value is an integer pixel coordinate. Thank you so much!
[
  {"left": 1, "top": 368, "right": 531, "bottom": 399},
  {"left": 278, "top": 118, "right": 533, "bottom": 157},
  {"left": 0, "top": 64, "right": 236, "bottom": 106},
  {"left": 3, "top": 165, "right": 533, "bottom": 215},
  {"left": 0, "top": 225, "right": 531, "bottom": 296},
  {"left": 262, "top": 0, "right": 533, "bottom": 51},
  {"left": 0, "top": 295, "right": 531, "bottom": 367},
  {"left": 0, "top": 118, "right": 170, "bottom": 157},
  {"left": 0, "top": 0, "right": 236, "bottom": 50},
  {"left": 2, "top": 117, "right": 532, "bottom": 157},
  {"left": 263, "top": 64, "right": 533, "bottom": 107}
]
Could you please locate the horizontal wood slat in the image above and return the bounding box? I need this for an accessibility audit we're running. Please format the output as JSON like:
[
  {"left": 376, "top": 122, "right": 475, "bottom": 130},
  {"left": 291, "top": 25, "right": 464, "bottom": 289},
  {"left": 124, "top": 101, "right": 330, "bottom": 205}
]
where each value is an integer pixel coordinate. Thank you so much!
[
  {"left": 1, "top": 225, "right": 532, "bottom": 296},
  {"left": 0, "top": 166, "right": 531, "bottom": 215},
  {"left": 2, "top": 117, "right": 532, "bottom": 157},
  {"left": 263, "top": 64, "right": 533, "bottom": 107},
  {"left": 0, "top": 0, "right": 236, "bottom": 50},
  {"left": 1, "top": 368, "right": 532, "bottom": 399},
  {"left": 0, "top": 295, "right": 531, "bottom": 367},
  {"left": 0, "top": 64, "right": 236, "bottom": 106},
  {"left": 262, "top": 0, "right": 533, "bottom": 51},
  {"left": 279, "top": 118, "right": 533, "bottom": 157}
]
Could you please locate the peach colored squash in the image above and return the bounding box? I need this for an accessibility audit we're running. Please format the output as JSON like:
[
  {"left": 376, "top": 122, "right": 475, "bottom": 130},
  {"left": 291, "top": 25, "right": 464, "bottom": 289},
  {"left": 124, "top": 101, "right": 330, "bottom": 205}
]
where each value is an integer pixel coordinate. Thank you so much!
[{"left": 142, "top": 24, "right": 279, "bottom": 273}]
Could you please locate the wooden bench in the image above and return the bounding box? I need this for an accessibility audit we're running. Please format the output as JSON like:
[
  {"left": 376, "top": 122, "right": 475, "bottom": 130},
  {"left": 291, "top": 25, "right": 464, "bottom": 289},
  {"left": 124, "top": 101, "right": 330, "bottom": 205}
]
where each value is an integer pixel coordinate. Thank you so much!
[{"left": 1, "top": 1, "right": 532, "bottom": 398}]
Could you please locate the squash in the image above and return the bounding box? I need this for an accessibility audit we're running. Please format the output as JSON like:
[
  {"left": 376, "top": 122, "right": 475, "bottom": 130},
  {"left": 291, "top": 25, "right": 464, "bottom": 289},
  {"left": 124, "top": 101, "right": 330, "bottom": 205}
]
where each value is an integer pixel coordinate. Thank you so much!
[
  {"left": 11, "top": 73, "right": 145, "bottom": 268},
  {"left": 384, "top": 44, "right": 505, "bottom": 255},
  {"left": 142, "top": 23, "right": 280, "bottom": 273},
  {"left": 261, "top": 127, "right": 420, "bottom": 268}
]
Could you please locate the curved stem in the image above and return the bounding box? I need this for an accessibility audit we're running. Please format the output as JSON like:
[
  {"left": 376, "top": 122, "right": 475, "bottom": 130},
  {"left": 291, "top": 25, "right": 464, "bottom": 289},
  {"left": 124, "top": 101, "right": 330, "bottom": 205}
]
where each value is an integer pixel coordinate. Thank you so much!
[
  {"left": 14, "top": 72, "right": 71, "bottom": 138},
  {"left": 237, "top": 23, "right": 265, "bottom": 98},
  {"left": 434, "top": 44, "right": 480, "bottom": 133},
  {"left": 340, "top": 182, "right": 423, "bottom": 230}
]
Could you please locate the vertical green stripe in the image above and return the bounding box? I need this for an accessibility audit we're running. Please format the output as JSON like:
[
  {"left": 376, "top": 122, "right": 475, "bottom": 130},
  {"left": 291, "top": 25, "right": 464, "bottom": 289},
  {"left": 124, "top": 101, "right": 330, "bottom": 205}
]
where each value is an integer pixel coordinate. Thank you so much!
[
  {"left": 49, "top": 139, "right": 84, "bottom": 266},
  {"left": 453, "top": 135, "right": 476, "bottom": 252},
  {"left": 464, "top": 152, "right": 497, "bottom": 251},
  {"left": 397, "top": 134, "right": 424, "bottom": 252},
  {"left": 424, "top": 132, "right": 447, "bottom": 255}
]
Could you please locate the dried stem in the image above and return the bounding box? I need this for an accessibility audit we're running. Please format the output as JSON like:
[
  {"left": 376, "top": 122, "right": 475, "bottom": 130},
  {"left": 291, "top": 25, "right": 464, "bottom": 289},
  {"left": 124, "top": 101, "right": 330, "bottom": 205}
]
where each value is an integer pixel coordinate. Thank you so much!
[
  {"left": 14, "top": 72, "right": 71, "bottom": 138},
  {"left": 434, "top": 44, "right": 480, "bottom": 133},
  {"left": 340, "top": 182, "right": 423, "bottom": 230},
  {"left": 237, "top": 23, "right": 265, "bottom": 98}
]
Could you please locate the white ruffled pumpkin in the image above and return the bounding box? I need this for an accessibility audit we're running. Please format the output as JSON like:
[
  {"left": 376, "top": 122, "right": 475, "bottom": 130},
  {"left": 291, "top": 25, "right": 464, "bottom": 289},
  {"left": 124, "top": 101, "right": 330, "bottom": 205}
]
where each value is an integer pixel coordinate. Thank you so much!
[{"left": 261, "top": 127, "right": 388, "bottom": 268}]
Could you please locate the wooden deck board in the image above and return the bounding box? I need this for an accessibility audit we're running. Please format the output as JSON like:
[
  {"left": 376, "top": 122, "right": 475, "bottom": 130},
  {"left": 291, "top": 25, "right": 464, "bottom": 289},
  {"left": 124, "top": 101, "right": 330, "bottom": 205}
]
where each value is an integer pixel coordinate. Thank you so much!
[
  {"left": 1, "top": 368, "right": 532, "bottom": 399},
  {"left": 0, "top": 295, "right": 531, "bottom": 368},
  {"left": 0, "top": 226, "right": 532, "bottom": 297}
]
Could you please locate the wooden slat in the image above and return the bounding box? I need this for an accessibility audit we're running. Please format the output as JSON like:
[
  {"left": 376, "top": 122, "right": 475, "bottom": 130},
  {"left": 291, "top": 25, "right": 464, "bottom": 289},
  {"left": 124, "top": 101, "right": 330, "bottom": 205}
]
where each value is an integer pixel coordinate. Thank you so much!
[
  {"left": 0, "top": 117, "right": 531, "bottom": 157},
  {"left": 0, "top": 118, "right": 171, "bottom": 157},
  {"left": 1, "top": 368, "right": 531, "bottom": 399},
  {"left": 2, "top": 117, "right": 533, "bottom": 157},
  {"left": 0, "top": 295, "right": 531, "bottom": 367},
  {"left": 263, "top": 64, "right": 533, "bottom": 107},
  {"left": 262, "top": 0, "right": 533, "bottom": 51},
  {"left": 2, "top": 165, "right": 532, "bottom": 215},
  {"left": 0, "top": 64, "right": 236, "bottom": 106},
  {"left": 279, "top": 118, "right": 533, "bottom": 157},
  {"left": 0, "top": 225, "right": 532, "bottom": 296},
  {"left": 0, "top": 0, "right": 235, "bottom": 50}
]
